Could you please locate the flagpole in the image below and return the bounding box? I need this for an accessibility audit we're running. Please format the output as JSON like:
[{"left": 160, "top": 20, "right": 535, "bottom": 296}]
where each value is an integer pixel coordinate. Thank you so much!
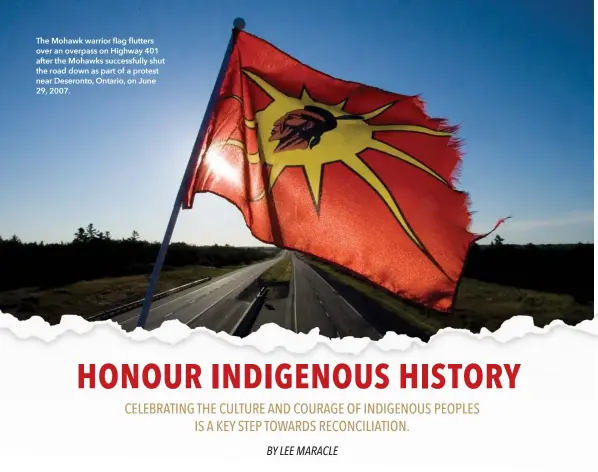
[{"left": 135, "top": 18, "right": 246, "bottom": 329}]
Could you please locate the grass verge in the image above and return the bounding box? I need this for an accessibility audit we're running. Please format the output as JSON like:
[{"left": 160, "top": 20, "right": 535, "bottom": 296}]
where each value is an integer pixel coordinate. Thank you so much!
[
  {"left": 0, "top": 265, "right": 240, "bottom": 324},
  {"left": 450, "top": 277, "right": 593, "bottom": 332},
  {"left": 306, "top": 258, "right": 443, "bottom": 337},
  {"left": 259, "top": 255, "right": 292, "bottom": 284},
  {"left": 306, "top": 257, "right": 593, "bottom": 335}
]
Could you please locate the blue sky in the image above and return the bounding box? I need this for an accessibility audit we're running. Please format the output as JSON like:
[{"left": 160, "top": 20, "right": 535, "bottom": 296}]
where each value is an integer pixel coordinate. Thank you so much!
[{"left": 0, "top": 0, "right": 593, "bottom": 246}]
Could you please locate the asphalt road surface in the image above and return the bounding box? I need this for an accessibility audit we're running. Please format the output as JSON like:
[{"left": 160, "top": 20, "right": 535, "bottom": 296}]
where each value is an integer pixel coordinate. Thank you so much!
[
  {"left": 110, "top": 250, "right": 381, "bottom": 339},
  {"left": 112, "top": 254, "right": 283, "bottom": 332},
  {"left": 291, "top": 254, "right": 382, "bottom": 340}
]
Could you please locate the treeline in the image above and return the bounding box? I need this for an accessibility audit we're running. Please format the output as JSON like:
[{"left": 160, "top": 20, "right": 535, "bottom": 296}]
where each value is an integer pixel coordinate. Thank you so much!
[
  {"left": 304, "top": 235, "right": 592, "bottom": 304},
  {"left": 1, "top": 226, "right": 592, "bottom": 303},
  {"left": 0, "top": 224, "right": 276, "bottom": 291},
  {"left": 464, "top": 240, "right": 592, "bottom": 303}
]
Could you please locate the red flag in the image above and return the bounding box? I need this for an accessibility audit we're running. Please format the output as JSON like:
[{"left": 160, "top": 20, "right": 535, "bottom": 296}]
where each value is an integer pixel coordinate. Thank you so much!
[{"left": 184, "top": 30, "right": 500, "bottom": 312}]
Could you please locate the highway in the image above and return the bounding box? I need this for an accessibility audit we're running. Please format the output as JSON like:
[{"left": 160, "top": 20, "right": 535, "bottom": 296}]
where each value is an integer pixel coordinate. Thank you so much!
[
  {"left": 109, "top": 250, "right": 382, "bottom": 340},
  {"left": 291, "top": 254, "right": 382, "bottom": 340},
  {"left": 112, "top": 254, "right": 283, "bottom": 332}
]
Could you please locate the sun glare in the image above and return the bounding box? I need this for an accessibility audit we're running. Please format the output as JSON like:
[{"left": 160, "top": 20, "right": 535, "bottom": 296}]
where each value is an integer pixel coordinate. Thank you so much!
[
  {"left": 208, "top": 68, "right": 458, "bottom": 279},
  {"left": 204, "top": 147, "right": 238, "bottom": 184}
]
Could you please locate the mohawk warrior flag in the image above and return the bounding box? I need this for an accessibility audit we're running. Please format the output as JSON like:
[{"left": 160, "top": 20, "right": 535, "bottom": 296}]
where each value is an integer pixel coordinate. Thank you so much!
[{"left": 184, "top": 30, "right": 503, "bottom": 312}]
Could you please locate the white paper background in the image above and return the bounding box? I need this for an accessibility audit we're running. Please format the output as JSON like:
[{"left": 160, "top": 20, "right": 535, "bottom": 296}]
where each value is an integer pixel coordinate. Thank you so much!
[{"left": 1, "top": 312, "right": 596, "bottom": 471}]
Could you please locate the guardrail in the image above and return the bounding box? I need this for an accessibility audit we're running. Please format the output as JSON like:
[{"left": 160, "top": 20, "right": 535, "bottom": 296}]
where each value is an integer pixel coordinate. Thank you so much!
[
  {"left": 230, "top": 286, "right": 269, "bottom": 337},
  {"left": 87, "top": 276, "right": 211, "bottom": 322}
]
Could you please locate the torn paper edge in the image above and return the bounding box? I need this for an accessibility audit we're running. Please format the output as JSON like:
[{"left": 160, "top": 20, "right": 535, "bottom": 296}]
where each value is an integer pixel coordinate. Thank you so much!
[{"left": 0, "top": 310, "right": 596, "bottom": 353}]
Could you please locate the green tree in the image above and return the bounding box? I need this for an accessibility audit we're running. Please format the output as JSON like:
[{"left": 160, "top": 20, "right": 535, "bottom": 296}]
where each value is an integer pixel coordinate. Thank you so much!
[
  {"left": 491, "top": 234, "right": 505, "bottom": 246},
  {"left": 86, "top": 223, "right": 98, "bottom": 240},
  {"left": 73, "top": 227, "right": 89, "bottom": 243}
]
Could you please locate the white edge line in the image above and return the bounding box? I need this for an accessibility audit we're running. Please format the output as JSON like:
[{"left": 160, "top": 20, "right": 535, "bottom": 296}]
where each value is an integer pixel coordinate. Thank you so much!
[
  {"left": 308, "top": 263, "right": 383, "bottom": 338},
  {"left": 150, "top": 268, "right": 247, "bottom": 311},
  {"left": 186, "top": 283, "right": 246, "bottom": 326},
  {"left": 185, "top": 260, "right": 276, "bottom": 327},
  {"left": 118, "top": 266, "right": 258, "bottom": 325}
]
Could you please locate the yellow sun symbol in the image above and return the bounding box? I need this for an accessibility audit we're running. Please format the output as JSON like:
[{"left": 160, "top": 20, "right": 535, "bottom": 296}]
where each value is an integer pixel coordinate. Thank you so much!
[{"left": 220, "top": 68, "right": 456, "bottom": 278}]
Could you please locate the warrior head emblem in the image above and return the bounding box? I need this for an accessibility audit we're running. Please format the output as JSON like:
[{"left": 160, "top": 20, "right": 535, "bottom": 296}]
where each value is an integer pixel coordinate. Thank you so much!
[
  {"left": 225, "top": 69, "right": 456, "bottom": 279},
  {"left": 269, "top": 105, "right": 363, "bottom": 152}
]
